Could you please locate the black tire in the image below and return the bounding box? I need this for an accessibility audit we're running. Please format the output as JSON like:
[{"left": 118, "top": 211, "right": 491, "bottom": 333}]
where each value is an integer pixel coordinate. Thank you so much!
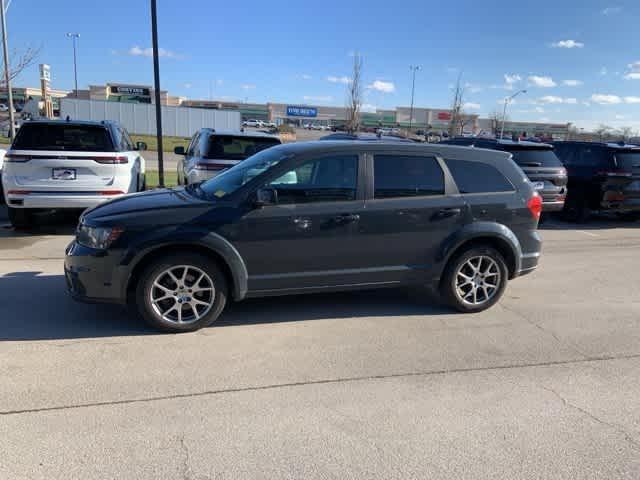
[
  {"left": 440, "top": 245, "right": 509, "bottom": 313},
  {"left": 562, "top": 191, "right": 589, "bottom": 223},
  {"left": 8, "top": 207, "right": 33, "bottom": 229},
  {"left": 135, "top": 253, "right": 228, "bottom": 333}
]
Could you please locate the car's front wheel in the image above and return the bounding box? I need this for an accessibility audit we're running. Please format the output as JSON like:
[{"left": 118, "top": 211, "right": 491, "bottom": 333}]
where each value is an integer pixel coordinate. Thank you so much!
[
  {"left": 8, "top": 207, "right": 33, "bottom": 229},
  {"left": 441, "top": 246, "right": 509, "bottom": 313},
  {"left": 136, "top": 253, "right": 228, "bottom": 332}
]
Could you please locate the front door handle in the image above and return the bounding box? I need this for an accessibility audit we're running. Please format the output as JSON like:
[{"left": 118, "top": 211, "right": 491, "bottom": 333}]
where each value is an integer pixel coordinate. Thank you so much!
[
  {"left": 334, "top": 213, "right": 360, "bottom": 224},
  {"left": 431, "top": 208, "right": 461, "bottom": 221}
]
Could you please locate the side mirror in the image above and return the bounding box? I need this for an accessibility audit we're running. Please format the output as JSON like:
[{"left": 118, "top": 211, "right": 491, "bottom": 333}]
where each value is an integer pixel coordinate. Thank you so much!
[
  {"left": 174, "top": 146, "right": 186, "bottom": 155},
  {"left": 254, "top": 187, "right": 278, "bottom": 207},
  {"left": 136, "top": 141, "right": 148, "bottom": 151}
]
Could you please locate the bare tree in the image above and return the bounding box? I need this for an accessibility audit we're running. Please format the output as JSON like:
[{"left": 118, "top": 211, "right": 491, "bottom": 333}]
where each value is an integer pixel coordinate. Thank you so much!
[
  {"left": 617, "top": 126, "right": 635, "bottom": 142},
  {"left": 488, "top": 110, "right": 505, "bottom": 136},
  {"left": 345, "top": 53, "right": 363, "bottom": 134},
  {"left": 0, "top": 45, "right": 42, "bottom": 88},
  {"left": 448, "top": 73, "right": 466, "bottom": 137},
  {"left": 594, "top": 124, "right": 612, "bottom": 142}
]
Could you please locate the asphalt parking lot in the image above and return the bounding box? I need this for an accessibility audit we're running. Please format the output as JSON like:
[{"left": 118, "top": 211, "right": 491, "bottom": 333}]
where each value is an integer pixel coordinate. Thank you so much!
[{"left": 1, "top": 205, "right": 640, "bottom": 479}]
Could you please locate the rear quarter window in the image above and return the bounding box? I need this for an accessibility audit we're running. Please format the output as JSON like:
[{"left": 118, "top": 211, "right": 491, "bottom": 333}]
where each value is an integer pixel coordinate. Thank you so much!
[
  {"left": 12, "top": 124, "right": 115, "bottom": 152},
  {"left": 504, "top": 147, "right": 563, "bottom": 168},
  {"left": 444, "top": 159, "right": 514, "bottom": 194}
]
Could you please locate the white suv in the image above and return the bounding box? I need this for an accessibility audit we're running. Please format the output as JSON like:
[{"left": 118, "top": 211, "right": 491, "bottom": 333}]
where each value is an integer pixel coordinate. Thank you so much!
[{"left": 2, "top": 120, "right": 147, "bottom": 228}]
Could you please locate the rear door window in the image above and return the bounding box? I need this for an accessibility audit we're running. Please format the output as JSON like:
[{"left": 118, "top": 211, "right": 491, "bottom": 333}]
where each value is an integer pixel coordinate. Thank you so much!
[
  {"left": 503, "top": 147, "right": 563, "bottom": 167},
  {"left": 13, "top": 123, "right": 115, "bottom": 152},
  {"left": 444, "top": 159, "right": 514, "bottom": 194},
  {"left": 206, "top": 135, "right": 281, "bottom": 160},
  {"left": 373, "top": 155, "right": 444, "bottom": 198}
]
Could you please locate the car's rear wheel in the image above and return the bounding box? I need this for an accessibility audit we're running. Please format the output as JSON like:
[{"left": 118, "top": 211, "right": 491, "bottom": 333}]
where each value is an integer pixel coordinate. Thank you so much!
[
  {"left": 441, "top": 246, "right": 508, "bottom": 313},
  {"left": 8, "top": 207, "right": 33, "bottom": 229},
  {"left": 136, "top": 253, "right": 228, "bottom": 332}
]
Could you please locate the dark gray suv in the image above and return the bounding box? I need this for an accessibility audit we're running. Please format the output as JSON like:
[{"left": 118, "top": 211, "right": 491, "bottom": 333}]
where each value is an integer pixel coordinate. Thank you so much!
[{"left": 65, "top": 142, "right": 542, "bottom": 332}]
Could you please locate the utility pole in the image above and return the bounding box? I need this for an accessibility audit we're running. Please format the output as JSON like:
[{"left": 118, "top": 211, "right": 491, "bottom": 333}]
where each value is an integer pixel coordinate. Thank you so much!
[
  {"left": 0, "top": 0, "right": 15, "bottom": 139},
  {"left": 66, "top": 33, "right": 80, "bottom": 97},
  {"left": 500, "top": 89, "right": 526, "bottom": 139},
  {"left": 150, "top": 0, "right": 164, "bottom": 187},
  {"left": 408, "top": 65, "right": 421, "bottom": 133}
]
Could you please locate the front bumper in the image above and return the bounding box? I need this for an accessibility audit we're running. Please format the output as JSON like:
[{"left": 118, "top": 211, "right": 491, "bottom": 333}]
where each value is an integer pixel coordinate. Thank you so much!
[{"left": 65, "top": 241, "right": 128, "bottom": 305}]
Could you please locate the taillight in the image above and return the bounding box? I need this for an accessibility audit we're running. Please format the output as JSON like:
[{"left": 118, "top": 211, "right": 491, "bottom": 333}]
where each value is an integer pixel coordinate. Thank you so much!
[
  {"left": 5, "top": 153, "right": 31, "bottom": 162},
  {"left": 597, "top": 170, "right": 632, "bottom": 178},
  {"left": 93, "top": 156, "right": 129, "bottom": 164},
  {"left": 100, "top": 190, "right": 125, "bottom": 195},
  {"left": 527, "top": 193, "right": 542, "bottom": 220},
  {"left": 195, "top": 162, "right": 228, "bottom": 171}
]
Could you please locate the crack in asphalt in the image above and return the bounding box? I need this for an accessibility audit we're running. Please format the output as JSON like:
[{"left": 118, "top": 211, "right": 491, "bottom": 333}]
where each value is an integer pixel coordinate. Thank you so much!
[
  {"left": 539, "top": 384, "right": 640, "bottom": 452},
  {"left": 500, "top": 303, "right": 591, "bottom": 359},
  {"left": 1, "top": 352, "right": 640, "bottom": 417}
]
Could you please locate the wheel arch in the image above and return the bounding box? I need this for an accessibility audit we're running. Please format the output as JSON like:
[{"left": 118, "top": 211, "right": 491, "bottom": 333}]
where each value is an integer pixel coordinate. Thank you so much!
[{"left": 124, "top": 233, "right": 248, "bottom": 303}]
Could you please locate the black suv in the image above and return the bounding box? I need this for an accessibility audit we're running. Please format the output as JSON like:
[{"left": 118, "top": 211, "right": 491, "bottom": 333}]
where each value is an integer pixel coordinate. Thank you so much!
[
  {"left": 440, "top": 138, "right": 568, "bottom": 212},
  {"left": 552, "top": 141, "right": 640, "bottom": 221},
  {"left": 65, "top": 142, "right": 542, "bottom": 332}
]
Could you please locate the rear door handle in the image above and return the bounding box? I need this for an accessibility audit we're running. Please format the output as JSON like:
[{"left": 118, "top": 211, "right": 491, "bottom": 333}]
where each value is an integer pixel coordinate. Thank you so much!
[
  {"left": 432, "top": 208, "right": 461, "bottom": 220},
  {"left": 334, "top": 213, "right": 360, "bottom": 224}
]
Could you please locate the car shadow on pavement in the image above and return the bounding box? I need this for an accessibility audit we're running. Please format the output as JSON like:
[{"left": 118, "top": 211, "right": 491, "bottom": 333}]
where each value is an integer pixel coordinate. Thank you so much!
[
  {"left": 540, "top": 214, "right": 640, "bottom": 231},
  {"left": 0, "top": 272, "right": 449, "bottom": 341}
]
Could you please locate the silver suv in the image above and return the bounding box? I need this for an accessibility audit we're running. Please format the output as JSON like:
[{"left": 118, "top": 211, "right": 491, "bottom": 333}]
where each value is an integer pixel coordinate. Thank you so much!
[{"left": 175, "top": 129, "right": 281, "bottom": 185}]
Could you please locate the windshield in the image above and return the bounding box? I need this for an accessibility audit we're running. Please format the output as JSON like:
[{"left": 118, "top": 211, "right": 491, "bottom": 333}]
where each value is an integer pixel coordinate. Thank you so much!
[
  {"left": 12, "top": 124, "right": 115, "bottom": 152},
  {"left": 205, "top": 135, "right": 281, "bottom": 160},
  {"left": 504, "top": 148, "right": 563, "bottom": 167},
  {"left": 196, "top": 146, "right": 292, "bottom": 199}
]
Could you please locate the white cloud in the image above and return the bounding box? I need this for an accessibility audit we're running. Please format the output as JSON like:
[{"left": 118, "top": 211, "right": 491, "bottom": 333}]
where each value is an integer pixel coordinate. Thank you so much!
[
  {"left": 300, "top": 74, "right": 312, "bottom": 80},
  {"left": 538, "top": 95, "right": 564, "bottom": 104},
  {"left": 565, "top": 98, "right": 578, "bottom": 104},
  {"left": 600, "top": 67, "right": 608, "bottom": 76},
  {"left": 624, "top": 72, "right": 640, "bottom": 80},
  {"left": 327, "top": 75, "right": 351, "bottom": 84},
  {"left": 562, "top": 79, "right": 583, "bottom": 86},
  {"left": 591, "top": 94, "right": 622, "bottom": 104},
  {"left": 504, "top": 74, "right": 521, "bottom": 90},
  {"left": 528, "top": 76, "right": 557, "bottom": 88},
  {"left": 303, "top": 95, "right": 333, "bottom": 102},
  {"left": 367, "top": 80, "right": 396, "bottom": 93},
  {"left": 128, "top": 45, "right": 180, "bottom": 58},
  {"left": 241, "top": 84, "right": 256, "bottom": 90},
  {"left": 602, "top": 6, "right": 622, "bottom": 14},
  {"left": 624, "top": 96, "right": 640, "bottom": 104},
  {"left": 615, "top": 114, "right": 627, "bottom": 120},
  {"left": 462, "top": 102, "right": 481, "bottom": 110},
  {"left": 551, "top": 40, "right": 584, "bottom": 49}
]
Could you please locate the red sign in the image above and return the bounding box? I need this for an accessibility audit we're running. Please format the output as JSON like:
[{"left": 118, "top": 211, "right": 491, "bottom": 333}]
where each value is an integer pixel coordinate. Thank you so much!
[{"left": 437, "top": 112, "right": 452, "bottom": 121}]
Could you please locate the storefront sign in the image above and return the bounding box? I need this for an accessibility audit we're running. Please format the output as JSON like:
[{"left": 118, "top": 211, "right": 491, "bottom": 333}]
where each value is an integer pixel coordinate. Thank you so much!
[
  {"left": 110, "top": 85, "right": 151, "bottom": 96},
  {"left": 286, "top": 105, "right": 317, "bottom": 117}
]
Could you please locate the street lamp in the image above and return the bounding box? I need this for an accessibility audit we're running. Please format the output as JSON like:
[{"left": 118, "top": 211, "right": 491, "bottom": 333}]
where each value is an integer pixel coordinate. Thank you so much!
[
  {"left": 150, "top": 0, "right": 165, "bottom": 187},
  {"left": 0, "top": 0, "right": 15, "bottom": 139},
  {"left": 408, "top": 65, "right": 421, "bottom": 132},
  {"left": 66, "top": 33, "right": 80, "bottom": 97},
  {"left": 500, "top": 89, "right": 526, "bottom": 139}
]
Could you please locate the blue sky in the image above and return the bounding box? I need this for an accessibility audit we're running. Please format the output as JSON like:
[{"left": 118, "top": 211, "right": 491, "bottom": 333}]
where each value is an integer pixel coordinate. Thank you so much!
[{"left": 6, "top": 0, "right": 640, "bottom": 130}]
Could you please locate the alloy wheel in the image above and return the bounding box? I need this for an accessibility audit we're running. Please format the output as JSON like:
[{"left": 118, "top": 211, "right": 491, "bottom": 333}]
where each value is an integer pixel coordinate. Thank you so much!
[{"left": 454, "top": 255, "right": 501, "bottom": 306}]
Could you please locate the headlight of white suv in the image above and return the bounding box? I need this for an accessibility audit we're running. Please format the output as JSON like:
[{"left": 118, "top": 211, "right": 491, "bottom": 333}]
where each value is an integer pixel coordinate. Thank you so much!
[{"left": 76, "top": 225, "right": 124, "bottom": 250}]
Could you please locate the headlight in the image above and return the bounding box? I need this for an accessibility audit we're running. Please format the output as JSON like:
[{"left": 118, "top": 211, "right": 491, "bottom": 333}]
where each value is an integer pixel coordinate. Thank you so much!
[{"left": 76, "top": 225, "right": 124, "bottom": 249}]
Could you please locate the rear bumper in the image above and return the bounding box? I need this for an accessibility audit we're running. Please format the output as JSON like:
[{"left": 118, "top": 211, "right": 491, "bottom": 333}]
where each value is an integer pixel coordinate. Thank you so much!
[
  {"left": 5, "top": 192, "right": 124, "bottom": 209},
  {"left": 517, "top": 252, "right": 540, "bottom": 277},
  {"left": 541, "top": 200, "right": 565, "bottom": 212}
]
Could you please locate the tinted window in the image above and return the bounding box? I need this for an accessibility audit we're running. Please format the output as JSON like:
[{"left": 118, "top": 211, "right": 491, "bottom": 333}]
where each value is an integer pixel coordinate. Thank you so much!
[
  {"left": 206, "top": 135, "right": 280, "bottom": 160},
  {"left": 268, "top": 154, "right": 358, "bottom": 204},
  {"left": 445, "top": 159, "right": 514, "bottom": 193},
  {"left": 13, "top": 123, "right": 114, "bottom": 152},
  {"left": 553, "top": 143, "right": 575, "bottom": 164},
  {"left": 120, "top": 127, "right": 134, "bottom": 151},
  {"left": 374, "top": 155, "right": 444, "bottom": 198},
  {"left": 503, "top": 147, "right": 563, "bottom": 167},
  {"left": 578, "top": 146, "right": 610, "bottom": 167}
]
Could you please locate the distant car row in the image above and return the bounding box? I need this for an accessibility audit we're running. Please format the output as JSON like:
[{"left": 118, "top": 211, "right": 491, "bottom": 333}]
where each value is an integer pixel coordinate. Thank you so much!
[{"left": 242, "top": 119, "right": 276, "bottom": 128}]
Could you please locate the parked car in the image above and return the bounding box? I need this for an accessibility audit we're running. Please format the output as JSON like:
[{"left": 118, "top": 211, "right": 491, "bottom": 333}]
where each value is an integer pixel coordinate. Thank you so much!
[
  {"left": 440, "top": 138, "right": 567, "bottom": 213},
  {"left": 175, "top": 129, "right": 281, "bottom": 185},
  {"left": 0, "top": 103, "right": 8, "bottom": 112},
  {"left": 2, "top": 120, "right": 147, "bottom": 228},
  {"left": 552, "top": 141, "right": 640, "bottom": 222},
  {"left": 0, "top": 147, "right": 5, "bottom": 202},
  {"left": 242, "top": 119, "right": 263, "bottom": 128},
  {"left": 66, "top": 141, "right": 542, "bottom": 332},
  {"left": 263, "top": 121, "right": 277, "bottom": 128},
  {"left": 320, "top": 132, "right": 416, "bottom": 143}
]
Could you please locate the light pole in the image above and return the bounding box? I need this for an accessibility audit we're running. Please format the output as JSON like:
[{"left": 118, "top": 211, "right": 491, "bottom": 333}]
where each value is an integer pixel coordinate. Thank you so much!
[
  {"left": 408, "top": 65, "right": 421, "bottom": 132},
  {"left": 66, "top": 33, "right": 80, "bottom": 97},
  {"left": 0, "top": 0, "right": 15, "bottom": 139},
  {"left": 500, "top": 89, "right": 526, "bottom": 139},
  {"left": 150, "top": 0, "right": 164, "bottom": 187}
]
